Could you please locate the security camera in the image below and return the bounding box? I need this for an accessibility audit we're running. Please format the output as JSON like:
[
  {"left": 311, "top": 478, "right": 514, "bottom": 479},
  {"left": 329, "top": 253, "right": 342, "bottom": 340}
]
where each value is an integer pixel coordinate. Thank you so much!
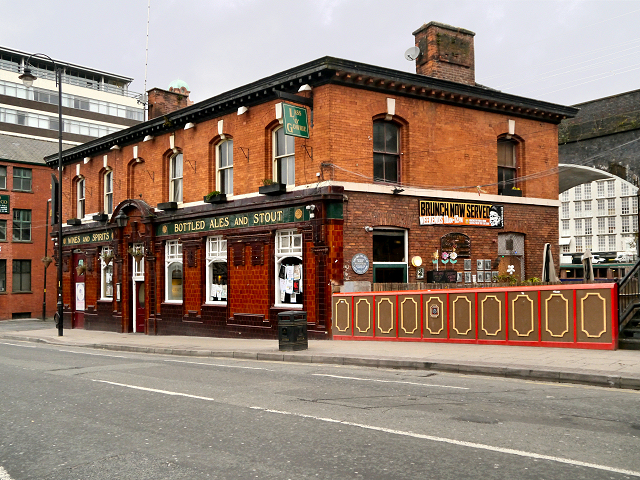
[{"left": 305, "top": 205, "right": 316, "bottom": 211}]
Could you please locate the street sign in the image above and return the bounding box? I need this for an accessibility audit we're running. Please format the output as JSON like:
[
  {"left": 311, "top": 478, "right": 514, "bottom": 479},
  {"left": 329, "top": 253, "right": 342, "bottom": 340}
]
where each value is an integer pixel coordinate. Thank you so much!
[{"left": 282, "top": 103, "right": 309, "bottom": 139}]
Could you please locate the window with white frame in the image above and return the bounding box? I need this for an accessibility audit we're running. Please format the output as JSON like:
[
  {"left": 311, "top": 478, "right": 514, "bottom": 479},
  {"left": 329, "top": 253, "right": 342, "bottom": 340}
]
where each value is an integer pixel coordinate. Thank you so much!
[
  {"left": 622, "top": 216, "right": 630, "bottom": 233},
  {"left": 77, "top": 178, "right": 85, "bottom": 218},
  {"left": 274, "top": 127, "right": 295, "bottom": 186},
  {"left": 575, "top": 236, "right": 583, "bottom": 253},
  {"left": 633, "top": 196, "right": 638, "bottom": 214},
  {"left": 634, "top": 216, "right": 638, "bottom": 233},
  {"left": 598, "top": 217, "right": 605, "bottom": 234},
  {"left": 561, "top": 202, "right": 569, "bottom": 219},
  {"left": 170, "top": 153, "right": 183, "bottom": 203},
  {"left": 275, "top": 229, "right": 303, "bottom": 306},
  {"left": 100, "top": 246, "right": 113, "bottom": 299},
  {"left": 561, "top": 191, "right": 569, "bottom": 201},
  {"left": 585, "top": 235, "right": 592, "bottom": 250},
  {"left": 597, "top": 199, "right": 605, "bottom": 216},
  {"left": 607, "top": 180, "right": 615, "bottom": 197},
  {"left": 217, "top": 140, "right": 233, "bottom": 195},
  {"left": 165, "top": 240, "right": 183, "bottom": 302},
  {"left": 561, "top": 219, "right": 569, "bottom": 233},
  {"left": 575, "top": 218, "right": 583, "bottom": 235},
  {"left": 562, "top": 244, "right": 570, "bottom": 254},
  {"left": 598, "top": 236, "right": 606, "bottom": 251},
  {"left": 608, "top": 198, "right": 615, "bottom": 215},
  {"left": 584, "top": 200, "right": 592, "bottom": 214},
  {"left": 608, "top": 217, "right": 616, "bottom": 234},
  {"left": 622, "top": 197, "right": 629, "bottom": 215},
  {"left": 585, "top": 218, "right": 592, "bottom": 235},
  {"left": 609, "top": 235, "right": 616, "bottom": 250},
  {"left": 622, "top": 182, "right": 629, "bottom": 196},
  {"left": 131, "top": 243, "right": 144, "bottom": 278},
  {"left": 206, "top": 236, "right": 227, "bottom": 304},
  {"left": 584, "top": 183, "right": 592, "bottom": 200},
  {"left": 597, "top": 182, "right": 605, "bottom": 198},
  {"left": 574, "top": 185, "right": 582, "bottom": 200},
  {"left": 104, "top": 171, "right": 113, "bottom": 215},
  {"left": 574, "top": 202, "right": 582, "bottom": 216}
]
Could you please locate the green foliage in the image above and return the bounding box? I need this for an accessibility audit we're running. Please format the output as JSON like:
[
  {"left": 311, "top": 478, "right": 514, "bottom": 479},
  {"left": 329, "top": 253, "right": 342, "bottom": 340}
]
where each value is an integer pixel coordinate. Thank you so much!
[{"left": 205, "top": 191, "right": 221, "bottom": 200}]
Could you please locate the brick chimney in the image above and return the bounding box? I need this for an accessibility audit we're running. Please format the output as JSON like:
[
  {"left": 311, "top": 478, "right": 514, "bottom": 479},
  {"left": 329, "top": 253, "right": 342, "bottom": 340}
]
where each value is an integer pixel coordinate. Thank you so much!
[
  {"left": 412, "top": 22, "right": 476, "bottom": 86},
  {"left": 147, "top": 88, "right": 191, "bottom": 120}
]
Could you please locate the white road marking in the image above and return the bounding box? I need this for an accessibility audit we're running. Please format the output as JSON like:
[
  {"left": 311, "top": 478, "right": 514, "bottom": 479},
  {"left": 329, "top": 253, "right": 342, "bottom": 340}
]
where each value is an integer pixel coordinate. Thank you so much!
[
  {"left": 164, "top": 359, "right": 272, "bottom": 371},
  {"left": 0, "top": 342, "right": 36, "bottom": 348},
  {"left": 59, "top": 350, "right": 127, "bottom": 358},
  {"left": 312, "top": 373, "right": 468, "bottom": 389},
  {"left": 250, "top": 406, "right": 640, "bottom": 478},
  {"left": 90, "top": 379, "right": 640, "bottom": 477},
  {"left": 92, "top": 380, "right": 217, "bottom": 401},
  {"left": 0, "top": 466, "right": 15, "bottom": 479}
]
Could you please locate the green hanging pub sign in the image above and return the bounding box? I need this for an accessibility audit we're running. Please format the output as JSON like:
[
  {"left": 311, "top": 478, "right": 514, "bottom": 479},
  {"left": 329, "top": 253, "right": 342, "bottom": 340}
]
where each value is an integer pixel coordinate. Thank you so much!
[{"left": 282, "top": 103, "right": 309, "bottom": 139}]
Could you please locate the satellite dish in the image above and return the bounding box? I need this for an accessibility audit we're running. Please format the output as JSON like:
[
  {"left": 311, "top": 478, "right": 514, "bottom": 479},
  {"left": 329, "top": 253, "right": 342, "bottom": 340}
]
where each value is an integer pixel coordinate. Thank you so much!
[{"left": 404, "top": 46, "right": 421, "bottom": 61}]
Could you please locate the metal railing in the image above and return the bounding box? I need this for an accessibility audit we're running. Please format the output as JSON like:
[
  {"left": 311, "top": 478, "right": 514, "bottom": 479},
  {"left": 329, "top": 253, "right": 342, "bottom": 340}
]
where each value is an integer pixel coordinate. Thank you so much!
[
  {"left": 0, "top": 59, "right": 142, "bottom": 100},
  {"left": 617, "top": 259, "right": 640, "bottom": 332}
]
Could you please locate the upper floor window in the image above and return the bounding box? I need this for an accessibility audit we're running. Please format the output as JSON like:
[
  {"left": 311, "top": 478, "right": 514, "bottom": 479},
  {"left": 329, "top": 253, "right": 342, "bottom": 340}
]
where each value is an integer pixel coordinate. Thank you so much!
[
  {"left": 13, "top": 167, "right": 31, "bottom": 192},
  {"left": 574, "top": 185, "right": 582, "bottom": 200},
  {"left": 497, "top": 139, "right": 517, "bottom": 194},
  {"left": 165, "top": 240, "right": 182, "bottom": 302},
  {"left": 77, "top": 178, "right": 85, "bottom": 219},
  {"left": 12, "top": 209, "right": 31, "bottom": 242},
  {"left": 597, "top": 182, "right": 605, "bottom": 198},
  {"left": 584, "top": 183, "right": 592, "bottom": 200},
  {"left": 104, "top": 171, "right": 113, "bottom": 215},
  {"left": 373, "top": 121, "right": 399, "bottom": 183},
  {"left": 622, "top": 197, "right": 629, "bottom": 215},
  {"left": 273, "top": 127, "right": 295, "bottom": 186},
  {"left": 561, "top": 191, "right": 569, "bottom": 201},
  {"left": 0, "top": 166, "right": 6, "bottom": 189},
  {"left": 170, "top": 153, "right": 183, "bottom": 203},
  {"left": 217, "top": 140, "right": 233, "bottom": 195},
  {"left": 206, "top": 236, "right": 227, "bottom": 304},
  {"left": 621, "top": 182, "right": 629, "bottom": 196},
  {"left": 607, "top": 180, "right": 615, "bottom": 197}
]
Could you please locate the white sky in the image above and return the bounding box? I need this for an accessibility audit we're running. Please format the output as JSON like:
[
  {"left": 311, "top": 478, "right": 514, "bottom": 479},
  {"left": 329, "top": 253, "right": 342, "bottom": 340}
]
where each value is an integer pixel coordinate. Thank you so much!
[{"left": 2, "top": 0, "right": 639, "bottom": 107}]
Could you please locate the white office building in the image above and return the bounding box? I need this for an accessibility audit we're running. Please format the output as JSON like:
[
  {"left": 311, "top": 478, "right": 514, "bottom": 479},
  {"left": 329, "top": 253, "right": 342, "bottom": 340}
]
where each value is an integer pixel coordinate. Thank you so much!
[{"left": 559, "top": 177, "right": 638, "bottom": 264}]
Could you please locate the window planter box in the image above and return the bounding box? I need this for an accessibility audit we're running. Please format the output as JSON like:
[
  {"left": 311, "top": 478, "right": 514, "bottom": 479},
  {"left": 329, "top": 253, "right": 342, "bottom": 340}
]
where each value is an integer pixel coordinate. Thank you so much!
[
  {"left": 157, "top": 202, "right": 178, "bottom": 211},
  {"left": 203, "top": 194, "right": 227, "bottom": 204},
  {"left": 501, "top": 188, "right": 522, "bottom": 197},
  {"left": 66, "top": 218, "right": 81, "bottom": 226},
  {"left": 92, "top": 213, "right": 108, "bottom": 222},
  {"left": 259, "top": 183, "right": 287, "bottom": 195}
]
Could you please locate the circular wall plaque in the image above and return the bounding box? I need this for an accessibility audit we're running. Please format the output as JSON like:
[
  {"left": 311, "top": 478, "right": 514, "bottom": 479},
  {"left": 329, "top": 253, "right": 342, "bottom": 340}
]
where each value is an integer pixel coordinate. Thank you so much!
[{"left": 351, "top": 253, "right": 370, "bottom": 275}]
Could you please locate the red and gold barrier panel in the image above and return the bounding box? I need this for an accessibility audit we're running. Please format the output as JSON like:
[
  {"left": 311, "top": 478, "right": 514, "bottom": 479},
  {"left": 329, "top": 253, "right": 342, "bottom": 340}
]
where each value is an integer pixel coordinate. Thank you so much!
[{"left": 332, "top": 283, "right": 618, "bottom": 349}]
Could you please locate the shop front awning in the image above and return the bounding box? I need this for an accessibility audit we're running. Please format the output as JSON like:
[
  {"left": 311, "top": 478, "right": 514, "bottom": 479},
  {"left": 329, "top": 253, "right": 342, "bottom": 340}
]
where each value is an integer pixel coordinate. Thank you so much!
[{"left": 558, "top": 164, "right": 615, "bottom": 193}]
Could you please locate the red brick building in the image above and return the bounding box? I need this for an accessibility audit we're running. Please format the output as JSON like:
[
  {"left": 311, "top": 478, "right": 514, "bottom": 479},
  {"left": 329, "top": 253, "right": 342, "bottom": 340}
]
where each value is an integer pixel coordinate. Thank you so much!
[{"left": 45, "top": 22, "right": 578, "bottom": 338}]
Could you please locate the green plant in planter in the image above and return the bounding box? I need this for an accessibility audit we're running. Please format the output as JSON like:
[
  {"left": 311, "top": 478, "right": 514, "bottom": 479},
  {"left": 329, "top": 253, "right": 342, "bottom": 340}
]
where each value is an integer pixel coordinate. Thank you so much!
[
  {"left": 205, "top": 191, "right": 221, "bottom": 200},
  {"left": 100, "top": 252, "right": 114, "bottom": 265},
  {"left": 262, "top": 178, "right": 275, "bottom": 186},
  {"left": 496, "top": 273, "right": 518, "bottom": 285}
]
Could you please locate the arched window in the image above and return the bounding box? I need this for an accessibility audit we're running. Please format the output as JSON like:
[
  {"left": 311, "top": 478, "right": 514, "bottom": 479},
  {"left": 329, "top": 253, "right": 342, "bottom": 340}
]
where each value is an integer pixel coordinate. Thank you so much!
[
  {"left": 498, "top": 139, "right": 517, "bottom": 195},
  {"left": 217, "top": 140, "right": 233, "bottom": 195},
  {"left": 169, "top": 153, "right": 183, "bottom": 203},
  {"left": 273, "top": 127, "right": 295, "bottom": 186},
  {"left": 373, "top": 121, "right": 399, "bottom": 183},
  {"left": 76, "top": 177, "right": 85, "bottom": 219},
  {"left": 103, "top": 170, "right": 113, "bottom": 215},
  {"left": 165, "top": 240, "right": 183, "bottom": 302}
]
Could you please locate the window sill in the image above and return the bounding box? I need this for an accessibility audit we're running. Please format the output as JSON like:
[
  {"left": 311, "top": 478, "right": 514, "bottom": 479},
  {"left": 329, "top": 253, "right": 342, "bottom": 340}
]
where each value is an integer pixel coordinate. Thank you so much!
[
  {"left": 205, "top": 301, "right": 227, "bottom": 306},
  {"left": 11, "top": 240, "right": 32, "bottom": 243},
  {"left": 12, "top": 291, "right": 33, "bottom": 294},
  {"left": 98, "top": 298, "right": 113, "bottom": 302},
  {"left": 163, "top": 300, "right": 183, "bottom": 304},
  {"left": 274, "top": 303, "right": 303, "bottom": 310},
  {"left": 12, "top": 190, "right": 33, "bottom": 194}
]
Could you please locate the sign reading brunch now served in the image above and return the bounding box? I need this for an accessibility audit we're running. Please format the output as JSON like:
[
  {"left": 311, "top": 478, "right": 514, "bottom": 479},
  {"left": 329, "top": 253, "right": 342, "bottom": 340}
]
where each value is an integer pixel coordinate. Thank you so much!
[
  {"left": 282, "top": 103, "right": 309, "bottom": 139},
  {"left": 419, "top": 200, "right": 504, "bottom": 228}
]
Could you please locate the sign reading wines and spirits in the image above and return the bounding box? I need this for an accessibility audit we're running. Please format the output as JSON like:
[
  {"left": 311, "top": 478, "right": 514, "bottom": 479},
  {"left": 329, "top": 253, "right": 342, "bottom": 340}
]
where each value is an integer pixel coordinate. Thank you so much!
[
  {"left": 282, "top": 103, "right": 309, "bottom": 139},
  {"left": 0, "top": 195, "right": 9, "bottom": 214},
  {"left": 63, "top": 230, "right": 113, "bottom": 246},
  {"left": 157, "top": 207, "right": 306, "bottom": 237},
  {"left": 420, "top": 200, "right": 503, "bottom": 228}
]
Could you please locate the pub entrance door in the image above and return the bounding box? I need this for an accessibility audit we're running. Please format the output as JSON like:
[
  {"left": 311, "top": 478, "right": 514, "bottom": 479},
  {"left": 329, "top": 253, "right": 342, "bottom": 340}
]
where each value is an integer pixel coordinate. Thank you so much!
[{"left": 72, "top": 251, "right": 86, "bottom": 328}]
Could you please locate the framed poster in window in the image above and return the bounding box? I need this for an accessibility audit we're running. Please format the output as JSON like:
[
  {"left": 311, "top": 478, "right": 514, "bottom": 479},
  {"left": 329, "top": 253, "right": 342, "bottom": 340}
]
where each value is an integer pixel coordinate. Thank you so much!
[
  {"left": 484, "top": 259, "right": 492, "bottom": 271},
  {"left": 477, "top": 271, "right": 484, "bottom": 282},
  {"left": 464, "top": 259, "right": 472, "bottom": 271},
  {"left": 477, "top": 259, "right": 484, "bottom": 270},
  {"left": 464, "top": 272, "right": 471, "bottom": 283}
]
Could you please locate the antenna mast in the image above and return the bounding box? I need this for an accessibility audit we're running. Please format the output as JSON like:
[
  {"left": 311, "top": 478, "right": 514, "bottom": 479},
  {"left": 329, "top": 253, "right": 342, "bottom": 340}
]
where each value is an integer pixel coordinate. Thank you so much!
[{"left": 143, "top": 0, "right": 151, "bottom": 121}]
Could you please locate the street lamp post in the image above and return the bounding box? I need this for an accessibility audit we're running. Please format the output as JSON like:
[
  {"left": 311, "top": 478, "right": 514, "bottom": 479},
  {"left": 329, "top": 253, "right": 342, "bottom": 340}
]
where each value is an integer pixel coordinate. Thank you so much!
[{"left": 20, "top": 55, "right": 64, "bottom": 336}]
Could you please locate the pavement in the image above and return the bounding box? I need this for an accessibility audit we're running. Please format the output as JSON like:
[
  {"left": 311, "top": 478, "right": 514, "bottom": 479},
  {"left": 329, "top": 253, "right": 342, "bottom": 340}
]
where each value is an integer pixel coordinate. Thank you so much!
[{"left": 1, "top": 319, "right": 639, "bottom": 390}]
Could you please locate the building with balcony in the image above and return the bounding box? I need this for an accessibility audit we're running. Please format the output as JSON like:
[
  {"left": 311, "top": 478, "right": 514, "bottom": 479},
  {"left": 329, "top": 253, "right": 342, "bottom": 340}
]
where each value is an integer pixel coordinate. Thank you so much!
[
  {"left": 0, "top": 46, "right": 143, "bottom": 319},
  {"left": 45, "top": 22, "right": 577, "bottom": 338}
]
